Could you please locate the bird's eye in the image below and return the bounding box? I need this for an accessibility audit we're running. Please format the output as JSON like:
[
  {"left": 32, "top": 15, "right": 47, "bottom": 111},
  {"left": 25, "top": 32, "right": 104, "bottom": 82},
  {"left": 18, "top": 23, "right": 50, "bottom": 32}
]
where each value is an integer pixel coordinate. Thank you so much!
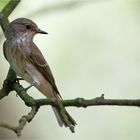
[{"left": 26, "top": 25, "right": 31, "bottom": 29}]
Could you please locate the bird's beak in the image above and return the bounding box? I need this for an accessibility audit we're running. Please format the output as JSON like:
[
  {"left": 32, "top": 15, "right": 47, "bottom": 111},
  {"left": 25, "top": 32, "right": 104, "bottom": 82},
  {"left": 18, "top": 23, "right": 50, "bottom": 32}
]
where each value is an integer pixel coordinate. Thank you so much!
[{"left": 36, "top": 29, "right": 48, "bottom": 34}]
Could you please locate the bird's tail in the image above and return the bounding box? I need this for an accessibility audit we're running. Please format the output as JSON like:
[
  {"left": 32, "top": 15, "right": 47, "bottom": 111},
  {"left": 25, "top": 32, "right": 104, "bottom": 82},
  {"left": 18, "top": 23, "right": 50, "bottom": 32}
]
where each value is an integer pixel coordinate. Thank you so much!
[
  {"left": 36, "top": 82, "right": 76, "bottom": 127},
  {"left": 52, "top": 106, "right": 76, "bottom": 127}
]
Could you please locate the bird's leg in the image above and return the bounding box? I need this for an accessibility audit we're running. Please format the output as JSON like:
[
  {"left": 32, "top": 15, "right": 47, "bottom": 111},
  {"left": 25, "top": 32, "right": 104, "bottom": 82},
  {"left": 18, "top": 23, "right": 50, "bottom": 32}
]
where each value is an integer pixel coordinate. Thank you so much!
[
  {"left": 24, "top": 81, "right": 37, "bottom": 91},
  {"left": 17, "top": 81, "right": 37, "bottom": 96}
]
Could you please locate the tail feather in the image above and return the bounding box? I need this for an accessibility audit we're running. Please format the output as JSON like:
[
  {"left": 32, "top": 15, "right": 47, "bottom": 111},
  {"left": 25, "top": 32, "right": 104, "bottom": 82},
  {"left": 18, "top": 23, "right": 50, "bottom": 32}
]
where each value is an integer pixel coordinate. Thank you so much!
[
  {"left": 52, "top": 107, "right": 63, "bottom": 126},
  {"left": 52, "top": 107, "right": 76, "bottom": 127},
  {"left": 36, "top": 83, "right": 76, "bottom": 127},
  {"left": 65, "top": 110, "right": 77, "bottom": 126}
]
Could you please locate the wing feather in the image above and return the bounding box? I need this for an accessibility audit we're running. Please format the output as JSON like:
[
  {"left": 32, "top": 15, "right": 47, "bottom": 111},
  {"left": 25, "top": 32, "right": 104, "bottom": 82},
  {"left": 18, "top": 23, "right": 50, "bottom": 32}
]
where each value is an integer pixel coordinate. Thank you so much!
[{"left": 28, "top": 43, "right": 60, "bottom": 95}]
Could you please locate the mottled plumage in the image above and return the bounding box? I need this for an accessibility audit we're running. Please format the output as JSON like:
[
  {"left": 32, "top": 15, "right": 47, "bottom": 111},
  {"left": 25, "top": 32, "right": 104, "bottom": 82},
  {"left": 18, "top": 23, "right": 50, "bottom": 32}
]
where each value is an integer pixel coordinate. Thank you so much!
[{"left": 3, "top": 18, "right": 76, "bottom": 127}]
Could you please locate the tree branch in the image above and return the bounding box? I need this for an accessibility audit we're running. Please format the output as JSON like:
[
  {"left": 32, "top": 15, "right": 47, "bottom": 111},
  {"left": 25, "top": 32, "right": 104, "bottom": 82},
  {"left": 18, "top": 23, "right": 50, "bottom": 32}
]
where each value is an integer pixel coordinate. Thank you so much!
[
  {"left": 0, "top": 0, "right": 20, "bottom": 33},
  {"left": 0, "top": 68, "right": 16, "bottom": 100},
  {"left": 0, "top": 106, "right": 39, "bottom": 136},
  {"left": 35, "top": 95, "right": 140, "bottom": 108}
]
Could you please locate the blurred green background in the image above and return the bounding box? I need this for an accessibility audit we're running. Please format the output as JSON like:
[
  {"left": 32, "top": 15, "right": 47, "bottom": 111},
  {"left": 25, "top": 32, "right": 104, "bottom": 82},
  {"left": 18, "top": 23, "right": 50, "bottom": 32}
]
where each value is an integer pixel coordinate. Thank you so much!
[{"left": 0, "top": 0, "right": 140, "bottom": 139}]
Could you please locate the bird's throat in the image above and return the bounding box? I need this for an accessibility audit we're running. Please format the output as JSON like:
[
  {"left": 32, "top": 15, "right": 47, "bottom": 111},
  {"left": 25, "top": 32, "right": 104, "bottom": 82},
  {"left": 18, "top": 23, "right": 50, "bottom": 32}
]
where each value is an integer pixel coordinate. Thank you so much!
[{"left": 14, "top": 32, "right": 34, "bottom": 46}]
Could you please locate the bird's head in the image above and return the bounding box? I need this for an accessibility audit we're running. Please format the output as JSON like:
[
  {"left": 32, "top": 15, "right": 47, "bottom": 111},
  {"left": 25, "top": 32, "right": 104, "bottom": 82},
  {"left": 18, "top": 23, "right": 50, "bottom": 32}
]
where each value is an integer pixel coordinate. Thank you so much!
[{"left": 5, "top": 18, "right": 48, "bottom": 41}]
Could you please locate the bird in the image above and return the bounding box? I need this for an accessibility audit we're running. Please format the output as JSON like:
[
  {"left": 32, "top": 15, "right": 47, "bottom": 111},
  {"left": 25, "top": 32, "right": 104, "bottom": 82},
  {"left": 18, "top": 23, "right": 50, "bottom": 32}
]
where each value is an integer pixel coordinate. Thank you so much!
[{"left": 3, "top": 18, "right": 76, "bottom": 129}]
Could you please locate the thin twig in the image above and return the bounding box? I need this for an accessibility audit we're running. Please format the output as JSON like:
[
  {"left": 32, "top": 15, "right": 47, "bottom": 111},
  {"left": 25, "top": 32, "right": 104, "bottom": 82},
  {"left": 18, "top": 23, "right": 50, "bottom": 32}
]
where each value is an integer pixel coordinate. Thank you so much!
[{"left": 0, "top": 106, "right": 39, "bottom": 136}]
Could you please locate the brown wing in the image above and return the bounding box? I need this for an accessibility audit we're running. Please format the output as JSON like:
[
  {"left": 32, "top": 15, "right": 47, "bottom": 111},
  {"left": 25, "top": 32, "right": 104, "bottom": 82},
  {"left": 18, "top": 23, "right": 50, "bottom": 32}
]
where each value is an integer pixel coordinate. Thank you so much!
[{"left": 28, "top": 43, "right": 60, "bottom": 95}]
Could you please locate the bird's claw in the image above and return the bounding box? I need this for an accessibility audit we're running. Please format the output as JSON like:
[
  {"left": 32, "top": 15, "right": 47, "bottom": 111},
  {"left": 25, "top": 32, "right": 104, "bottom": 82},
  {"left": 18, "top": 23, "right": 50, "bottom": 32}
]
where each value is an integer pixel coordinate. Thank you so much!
[{"left": 14, "top": 78, "right": 24, "bottom": 84}]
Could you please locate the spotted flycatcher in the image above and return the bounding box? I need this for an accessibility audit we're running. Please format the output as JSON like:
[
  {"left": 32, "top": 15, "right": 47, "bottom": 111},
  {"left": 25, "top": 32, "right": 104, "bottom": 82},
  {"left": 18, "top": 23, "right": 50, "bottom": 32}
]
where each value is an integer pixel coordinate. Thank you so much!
[{"left": 3, "top": 18, "right": 76, "bottom": 127}]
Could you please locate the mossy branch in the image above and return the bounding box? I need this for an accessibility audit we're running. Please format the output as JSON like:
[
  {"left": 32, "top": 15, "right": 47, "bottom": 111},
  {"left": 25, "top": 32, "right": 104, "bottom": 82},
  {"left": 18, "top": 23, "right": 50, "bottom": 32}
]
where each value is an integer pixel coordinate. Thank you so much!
[
  {"left": 0, "top": 0, "right": 20, "bottom": 33},
  {"left": 2, "top": 75, "right": 140, "bottom": 136}
]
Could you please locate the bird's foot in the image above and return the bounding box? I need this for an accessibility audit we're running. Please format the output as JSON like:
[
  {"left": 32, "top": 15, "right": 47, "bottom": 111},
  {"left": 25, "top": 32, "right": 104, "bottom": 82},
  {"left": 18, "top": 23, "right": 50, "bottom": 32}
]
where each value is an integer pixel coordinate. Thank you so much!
[{"left": 14, "top": 77, "right": 24, "bottom": 84}]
